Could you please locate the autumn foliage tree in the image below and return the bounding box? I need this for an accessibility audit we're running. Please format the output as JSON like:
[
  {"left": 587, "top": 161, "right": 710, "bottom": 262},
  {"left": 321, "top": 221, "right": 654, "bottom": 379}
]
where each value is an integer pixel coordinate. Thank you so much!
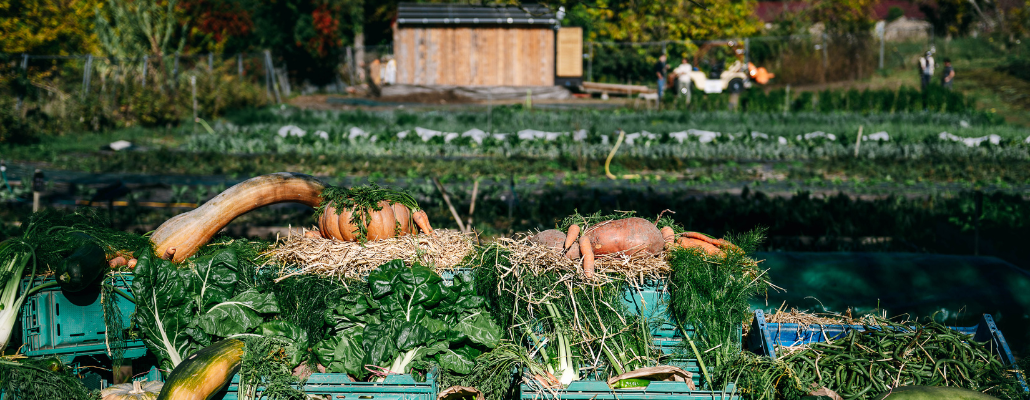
[{"left": 0, "top": 0, "right": 101, "bottom": 54}]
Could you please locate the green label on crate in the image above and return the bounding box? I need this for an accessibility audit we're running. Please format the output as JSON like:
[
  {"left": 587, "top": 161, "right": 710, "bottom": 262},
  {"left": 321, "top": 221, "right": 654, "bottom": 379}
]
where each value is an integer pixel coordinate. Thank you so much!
[{"left": 612, "top": 378, "right": 651, "bottom": 389}]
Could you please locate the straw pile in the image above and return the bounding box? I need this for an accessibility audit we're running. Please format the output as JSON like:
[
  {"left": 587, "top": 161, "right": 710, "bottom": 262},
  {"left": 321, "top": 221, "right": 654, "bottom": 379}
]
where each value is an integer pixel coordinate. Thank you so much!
[
  {"left": 765, "top": 307, "right": 858, "bottom": 326},
  {"left": 269, "top": 228, "right": 475, "bottom": 281},
  {"left": 486, "top": 232, "right": 671, "bottom": 285}
]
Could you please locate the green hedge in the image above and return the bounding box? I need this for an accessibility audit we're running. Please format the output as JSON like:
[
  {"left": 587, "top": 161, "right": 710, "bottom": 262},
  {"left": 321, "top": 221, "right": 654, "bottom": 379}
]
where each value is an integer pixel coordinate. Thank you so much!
[{"left": 677, "top": 85, "right": 974, "bottom": 114}]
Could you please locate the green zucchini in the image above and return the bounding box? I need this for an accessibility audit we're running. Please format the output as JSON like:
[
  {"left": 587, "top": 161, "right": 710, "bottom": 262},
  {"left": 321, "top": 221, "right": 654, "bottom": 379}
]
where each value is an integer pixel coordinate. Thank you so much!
[
  {"left": 56, "top": 238, "right": 106, "bottom": 292},
  {"left": 873, "top": 386, "right": 1000, "bottom": 400},
  {"left": 157, "top": 339, "right": 245, "bottom": 400}
]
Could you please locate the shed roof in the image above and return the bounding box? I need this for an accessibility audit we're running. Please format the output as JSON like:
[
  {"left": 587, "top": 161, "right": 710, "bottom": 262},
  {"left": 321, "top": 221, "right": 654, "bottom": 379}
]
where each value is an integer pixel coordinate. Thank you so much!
[{"left": 396, "top": 3, "right": 558, "bottom": 26}]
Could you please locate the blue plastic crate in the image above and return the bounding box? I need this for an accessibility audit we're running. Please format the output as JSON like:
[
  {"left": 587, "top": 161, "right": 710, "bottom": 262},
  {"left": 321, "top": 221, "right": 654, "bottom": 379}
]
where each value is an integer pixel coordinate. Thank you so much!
[
  {"left": 746, "top": 310, "right": 1029, "bottom": 394},
  {"left": 217, "top": 371, "right": 438, "bottom": 400},
  {"left": 18, "top": 273, "right": 146, "bottom": 363},
  {"left": 520, "top": 380, "right": 739, "bottom": 400}
]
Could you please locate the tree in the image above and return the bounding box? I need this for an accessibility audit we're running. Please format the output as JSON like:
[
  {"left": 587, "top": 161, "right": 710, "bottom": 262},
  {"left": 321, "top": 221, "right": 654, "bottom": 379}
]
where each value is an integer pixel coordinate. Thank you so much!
[
  {"left": 0, "top": 0, "right": 101, "bottom": 54},
  {"left": 811, "top": 0, "right": 879, "bottom": 35},
  {"left": 178, "top": 0, "right": 254, "bottom": 53},
  {"left": 95, "top": 0, "right": 187, "bottom": 59},
  {"left": 574, "top": 0, "right": 761, "bottom": 43},
  {"left": 919, "top": 0, "right": 977, "bottom": 37}
]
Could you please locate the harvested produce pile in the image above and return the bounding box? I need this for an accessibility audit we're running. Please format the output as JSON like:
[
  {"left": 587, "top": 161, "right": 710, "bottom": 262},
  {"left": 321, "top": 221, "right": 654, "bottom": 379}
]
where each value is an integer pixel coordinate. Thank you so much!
[
  {"left": 473, "top": 243, "right": 661, "bottom": 387},
  {"left": 270, "top": 228, "right": 474, "bottom": 280},
  {"left": 719, "top": 317, "right": 1026, "bottom": 400},
  {"left": 470, "top": 213, "right": 765, "bottom": 391}
]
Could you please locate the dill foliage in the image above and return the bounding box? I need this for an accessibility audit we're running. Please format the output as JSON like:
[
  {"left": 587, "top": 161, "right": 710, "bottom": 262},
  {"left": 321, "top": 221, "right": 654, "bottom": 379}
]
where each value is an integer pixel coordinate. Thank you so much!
[
  {"left": 668, "top": 228, "right": 769, "bottom": 369},
  {"left": 239, "top": 336, "right": 307, "bottom": 400},
  {"left": 270, "top": 275, "right": 360, "bottom": 362},
  {"left": 437, "top": 343, "right": 530, "bottom": 400},
  {"left": 0, "top": 358, "right": 98, "bottom": 399},
  {"left": 15, "top": 209, "right": 149, "bottom": 272}
]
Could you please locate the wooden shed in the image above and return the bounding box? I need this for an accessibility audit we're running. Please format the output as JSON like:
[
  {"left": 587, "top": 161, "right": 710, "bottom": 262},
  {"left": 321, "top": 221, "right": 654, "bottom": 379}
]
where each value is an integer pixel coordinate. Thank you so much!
[{"left": 392, "top": 3, "right": 559, "bottom": 86}]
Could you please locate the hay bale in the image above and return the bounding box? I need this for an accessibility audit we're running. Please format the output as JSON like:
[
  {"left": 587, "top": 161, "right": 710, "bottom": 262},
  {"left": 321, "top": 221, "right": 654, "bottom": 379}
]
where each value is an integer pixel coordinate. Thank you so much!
[{"left": 270, "top": 228, "right": 475, "bottom": 281}]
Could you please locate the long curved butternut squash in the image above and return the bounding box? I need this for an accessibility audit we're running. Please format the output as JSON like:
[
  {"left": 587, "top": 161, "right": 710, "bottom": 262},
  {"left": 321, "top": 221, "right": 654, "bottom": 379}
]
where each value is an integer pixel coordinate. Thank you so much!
[{"left": 151, "top": 173, "right": 327, "bottom": 262}]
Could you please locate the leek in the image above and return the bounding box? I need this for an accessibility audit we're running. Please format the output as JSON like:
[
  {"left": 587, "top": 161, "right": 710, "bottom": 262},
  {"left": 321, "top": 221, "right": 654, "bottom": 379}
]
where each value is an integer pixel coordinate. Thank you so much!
[{"left": 0, "top": 240, "right": 57, "bottom": 353}]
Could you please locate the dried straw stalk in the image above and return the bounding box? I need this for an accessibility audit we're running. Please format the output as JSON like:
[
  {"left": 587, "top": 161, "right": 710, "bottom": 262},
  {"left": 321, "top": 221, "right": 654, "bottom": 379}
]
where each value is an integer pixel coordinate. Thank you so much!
[
  {"left": 492, "top": 233, "right": 671, "bottom": 286},
  {"left": 269, "top": 228, "right": 475, "bottom": 281}
]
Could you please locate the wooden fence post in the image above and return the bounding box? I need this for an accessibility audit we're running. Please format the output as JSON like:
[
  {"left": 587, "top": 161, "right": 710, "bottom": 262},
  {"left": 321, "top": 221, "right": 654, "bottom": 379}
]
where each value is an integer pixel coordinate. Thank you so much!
[
  {"left": 191, "top": 76, "right": 198, "bottom": 134},
  {"left": 82, "top": 55, "right": 94, "bottom": 99}
]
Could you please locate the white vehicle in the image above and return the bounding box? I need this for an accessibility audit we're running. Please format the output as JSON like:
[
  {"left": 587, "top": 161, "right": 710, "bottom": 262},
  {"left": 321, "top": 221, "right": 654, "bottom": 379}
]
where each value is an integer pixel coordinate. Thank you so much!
[{"left": 675, "top": 60, "right": 750, "bottom": 94}]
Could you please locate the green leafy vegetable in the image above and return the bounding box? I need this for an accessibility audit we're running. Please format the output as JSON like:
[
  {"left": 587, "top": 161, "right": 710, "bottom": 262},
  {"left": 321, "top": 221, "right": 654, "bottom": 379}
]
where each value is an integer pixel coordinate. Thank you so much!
[
  {"left": 316, "top": 260, "right": 502, "bottom": 381},
  {"left": 0, "top": 358, "right": 98, "bottom": 399},
  {"left": 132, "top": 247, "right": 281, "bottom": 371},
  {"left": 668, "top": 228, "right": 769, "bottom": 372}
]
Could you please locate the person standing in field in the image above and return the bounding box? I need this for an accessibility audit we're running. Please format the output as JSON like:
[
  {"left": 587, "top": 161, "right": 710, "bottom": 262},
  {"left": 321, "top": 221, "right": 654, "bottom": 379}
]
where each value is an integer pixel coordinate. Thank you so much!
[
  {"left": 941, "top": 58, "right": 954, "bottom": 90},
  {"left": 655, "top": 54, "right": 668, "bottom": 100},
  {"left": 919, "top": 51, "right": 934, "bottom": 91}
]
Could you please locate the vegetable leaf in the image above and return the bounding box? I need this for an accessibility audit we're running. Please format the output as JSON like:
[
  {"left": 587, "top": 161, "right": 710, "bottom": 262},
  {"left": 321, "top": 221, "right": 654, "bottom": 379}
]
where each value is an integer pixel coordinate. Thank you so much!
[
  {"left": 197, "top": 302, "right": 264, "bottom": 337},
  {"left": 455, "top": 311, "right": 502, "bottom": 348}
]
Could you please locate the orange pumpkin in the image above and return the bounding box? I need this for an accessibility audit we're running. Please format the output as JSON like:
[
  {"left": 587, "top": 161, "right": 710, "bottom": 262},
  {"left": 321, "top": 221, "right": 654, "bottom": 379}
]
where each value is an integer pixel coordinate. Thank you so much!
[{"left": 319, "top": 200, "right": 432, "bottom": 242}]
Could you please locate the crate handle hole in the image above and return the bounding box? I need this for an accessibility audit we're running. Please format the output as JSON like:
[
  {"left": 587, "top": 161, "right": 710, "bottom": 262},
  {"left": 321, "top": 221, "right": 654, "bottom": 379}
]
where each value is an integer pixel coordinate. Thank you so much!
[
  {"left": 55, "top": 303, "right": 59, "bottom": 316},
  {"left": 70, "top": 333, "right": 85, "bottom": 337},
  {"left": 57, "top": 324, "right": 61, "bottom": 336},
  {"left": 359, "top": 396, "right": 373, "bottom": 399}
]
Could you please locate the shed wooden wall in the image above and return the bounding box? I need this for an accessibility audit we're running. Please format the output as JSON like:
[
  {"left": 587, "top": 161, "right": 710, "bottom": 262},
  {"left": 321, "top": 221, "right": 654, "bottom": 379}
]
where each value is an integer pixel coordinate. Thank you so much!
[{"left": 394, "top": 27, "right": 554, "bottom": 86}]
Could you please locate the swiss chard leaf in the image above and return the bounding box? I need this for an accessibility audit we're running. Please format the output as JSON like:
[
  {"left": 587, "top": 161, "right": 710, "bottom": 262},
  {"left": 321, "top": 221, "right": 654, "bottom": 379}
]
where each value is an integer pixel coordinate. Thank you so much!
[
  {"left": 455, "top": 311, "right": 502, "bottom": 348},
  {"left": 196, "top": 302, "right": 264, "bottom": 337},
  {"left": 229, "top": 288, "right": 280, "bottom": 314},
  {"left": 189, "top": 249, "right": 240, "bottom": 308},
  {"left": 315, "top": 336, "right": 340, "bottom": 366},
  {"left": 436, "top": 347, "right": 476, "bottom": 375},
  {"left": 259, "top": 320, "right": 307, "bottom": 344},
  {"left": 396, "top": 320, "right": 432, "bottom": 351},
  {"left": 363, "top": 320, "right": 399, "bottom": 367},
  {"left": 333, "top": 328, "right": 367, "bottom": 379}
]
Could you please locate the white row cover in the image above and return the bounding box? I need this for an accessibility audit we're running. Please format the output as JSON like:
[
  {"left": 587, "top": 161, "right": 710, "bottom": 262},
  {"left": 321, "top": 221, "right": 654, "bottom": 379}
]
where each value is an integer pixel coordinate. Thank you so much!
[
  {"left": 938, "top": 132, "right": 1002, "bottom": 147},
  {"left": 268, "top": 126, "right": 1028, "bottom": 148}
]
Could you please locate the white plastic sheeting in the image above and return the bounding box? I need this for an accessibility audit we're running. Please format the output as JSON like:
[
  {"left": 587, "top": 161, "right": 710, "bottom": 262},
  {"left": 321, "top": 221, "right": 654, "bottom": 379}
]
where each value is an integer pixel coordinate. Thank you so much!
[
  {"left": 864, "top": 131, "right": 890, "bottom": 141},
  {"left": 797, "top": 131, "right": 837, "bottom": 141},
  {"left": 277, "top": 125, "right": 306, "bottom": 138},
  {"left": 273, "top": 125, "right": 1026, "bottom": 148},
  {"left": 277, "top": 125, "right": 329, "bottom": 140},
  {"left": 516, "top": 129, "right": 588, "bottom": 142},
  {"left": 624, "top": 131, "right": 659, "bottom": 145},
  {"left": 939, "top": 132, "right": 1001, "bottom": 147},
  {"left": 669, "top": 129, "right": 721, "bottom": 144}
]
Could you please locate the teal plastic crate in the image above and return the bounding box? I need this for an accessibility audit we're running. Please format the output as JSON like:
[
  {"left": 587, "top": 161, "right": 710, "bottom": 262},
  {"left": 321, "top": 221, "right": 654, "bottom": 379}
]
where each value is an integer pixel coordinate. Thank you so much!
[
  {"left": 217, "top": 371, "right": 438, "bottom": 400},
  {"left": 18, "top": 273, "right": 146, "bottom": 363},
  {"left": 746, "top": 310, "right": 1029, "bottom": 394},
  {"left": 520, "top": 380, "right": 739, "bottom": 400}
]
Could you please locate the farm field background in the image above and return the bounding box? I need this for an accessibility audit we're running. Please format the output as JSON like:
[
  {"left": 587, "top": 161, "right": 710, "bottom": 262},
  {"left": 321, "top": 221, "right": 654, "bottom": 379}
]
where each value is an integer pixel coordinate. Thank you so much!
[{"left": 4, "top": 105, "right": 1030, "bottom": 270}]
